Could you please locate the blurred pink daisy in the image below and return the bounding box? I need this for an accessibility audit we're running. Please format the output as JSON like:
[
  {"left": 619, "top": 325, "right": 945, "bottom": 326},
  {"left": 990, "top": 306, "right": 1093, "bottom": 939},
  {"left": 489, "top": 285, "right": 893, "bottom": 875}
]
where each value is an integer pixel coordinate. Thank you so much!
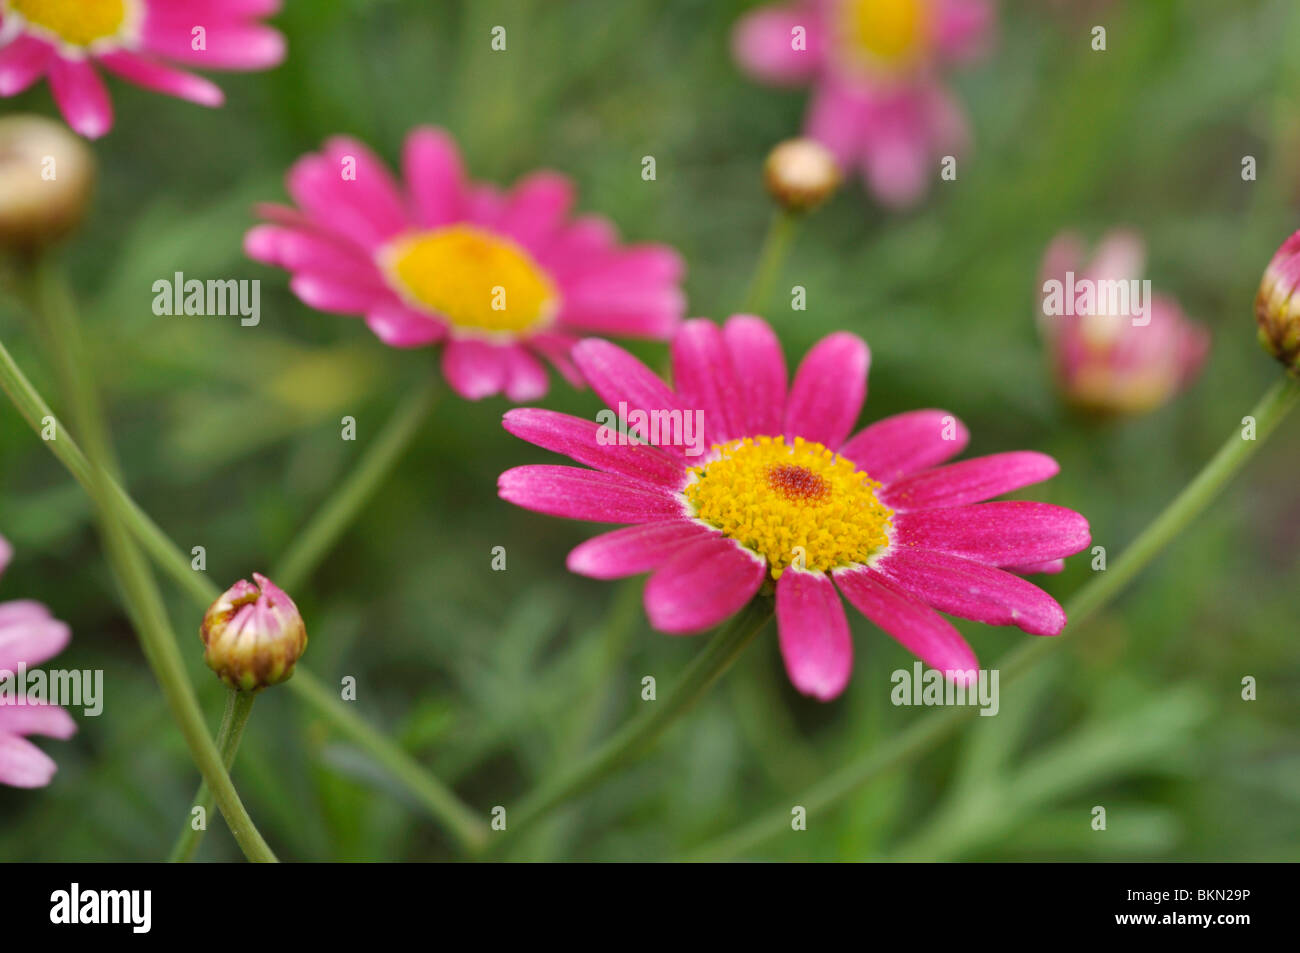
[
  {"left": 1038, "top": 229, "right": 1209, "bottom": 416},
  {"left": 498, "top": 316, "right": 1089, "bottom": 701},
  {"left": 0, "top": 534, "right": 75, "bottom": 788},
  {"left": 732, "top": 0, "right": 993, "bottom": 208},
  {"left": 247, "top": 127, "right": 686, "bottom": 402},
  {"left": 0, "top": 0, "right": 285, "bottom": 139}
]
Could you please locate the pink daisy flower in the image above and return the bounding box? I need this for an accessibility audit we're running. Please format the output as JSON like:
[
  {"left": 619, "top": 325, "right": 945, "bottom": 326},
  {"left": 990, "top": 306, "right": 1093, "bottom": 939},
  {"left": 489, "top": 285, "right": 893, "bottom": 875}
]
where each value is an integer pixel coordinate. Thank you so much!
[
  {"left": 498, "top": 316, "right": 1089, "bottom": 701},
  {"left": 1038, "top": 229, "right": 1210, "bottom": 416},
  {"left": 0, "top": 0, "right": 285, "bottom": 139},
  {"left": 246, "top": 127, "right": 686, "bottom": 402},
  {"left": 732, "top": 0, "right": 994, "bottom": 208},
  {"left": 0, "top": 534, "right": 75, "bottom": 788}
]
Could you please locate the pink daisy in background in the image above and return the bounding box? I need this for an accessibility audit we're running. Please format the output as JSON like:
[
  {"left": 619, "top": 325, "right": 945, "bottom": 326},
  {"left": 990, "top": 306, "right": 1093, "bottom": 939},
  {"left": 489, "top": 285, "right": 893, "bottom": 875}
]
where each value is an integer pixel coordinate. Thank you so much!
[
  {"left": 0, "top": 534, "right": 75, "bottom": 788},
  {"left": 732, "top": 0, "right": 993, "bottom": 208},
  {"left": 1038, "top": 229, "right": 1210, "bottom": 417},
  {"left": 247, "top": 127, "right": 686, "bottom": 402},
  {"left": 0, "top": 0, "right": 284, "bottom": 139},
  {"left": 498, "top": 316, "right": 1089, "bottom": 701}
]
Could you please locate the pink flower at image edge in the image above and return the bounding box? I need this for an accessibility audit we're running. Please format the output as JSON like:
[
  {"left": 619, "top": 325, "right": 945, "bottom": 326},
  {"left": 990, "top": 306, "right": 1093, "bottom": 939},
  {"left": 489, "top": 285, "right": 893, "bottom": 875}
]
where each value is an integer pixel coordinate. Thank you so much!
[
  {"left": 0, "top": 534, "right": 75, "bottom": 788},
  {"left": 498, "top": 316, "right": 1089, "bottom": 701}
]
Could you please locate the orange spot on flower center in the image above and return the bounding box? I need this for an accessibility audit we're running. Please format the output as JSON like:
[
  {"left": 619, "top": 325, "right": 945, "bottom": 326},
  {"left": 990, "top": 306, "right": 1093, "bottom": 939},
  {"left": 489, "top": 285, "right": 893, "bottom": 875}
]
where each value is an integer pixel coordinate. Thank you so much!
[
  {"left": 379, "top": 224, "right": 559, "bottom": 337},
  {"left": 9, "top": 0, "right": 132, "bottom": 48},
  {"left": 766, "top": 463, "right": 830, "bottom": 502}
]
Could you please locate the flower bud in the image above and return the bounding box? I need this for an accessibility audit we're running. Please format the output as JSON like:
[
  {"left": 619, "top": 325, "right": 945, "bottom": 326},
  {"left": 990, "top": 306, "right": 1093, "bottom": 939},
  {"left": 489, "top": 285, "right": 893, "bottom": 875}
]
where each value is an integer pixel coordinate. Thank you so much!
[
  {"left": 0, "top": 115, "right": 95, "bottom": 254},
  {"left": 763, "top": 138, "right": 840, "bottom": 212},
  {"left": 200, "top": 574, "right": 307, "bottom": 692},
  {"left": 1255, "top": 231, "right": 1300, "bottom": 373}
]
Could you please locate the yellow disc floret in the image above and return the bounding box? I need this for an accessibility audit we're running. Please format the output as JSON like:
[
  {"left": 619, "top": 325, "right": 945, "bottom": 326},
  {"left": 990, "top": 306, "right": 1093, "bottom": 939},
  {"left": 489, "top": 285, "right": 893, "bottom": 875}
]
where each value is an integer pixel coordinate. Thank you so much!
[
  {"left": 380, "top": 225, "right": 559, "bottom": 337},
  {"left": 9, "top": 0, "right": 130, "bottom": 48},
  {"left": 684, "top": 436, "right": 893, "bottom": 578},
  {"left": 840, "top": 0, "right": 928, "bottom": 69}
]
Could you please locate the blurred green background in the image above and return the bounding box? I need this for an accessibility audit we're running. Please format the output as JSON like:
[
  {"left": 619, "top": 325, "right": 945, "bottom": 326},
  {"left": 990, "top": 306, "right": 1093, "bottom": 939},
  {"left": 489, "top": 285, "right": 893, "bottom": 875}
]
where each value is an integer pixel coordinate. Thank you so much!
[{"left": 2, "top": 0, "right": 1299, "bottom": 861}]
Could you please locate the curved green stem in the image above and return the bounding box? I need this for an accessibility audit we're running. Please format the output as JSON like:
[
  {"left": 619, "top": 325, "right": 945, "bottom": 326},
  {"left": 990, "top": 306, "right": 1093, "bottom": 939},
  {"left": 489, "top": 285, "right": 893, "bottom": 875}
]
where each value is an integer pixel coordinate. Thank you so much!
[
  {"left": 687, "top": 377, "right": 1300, "bottom": 861},
  {"left": 0, "top": 333, "right": 483, "bottom": 853},
  {"left": 273, "top": 377, "right": 439, "bottom": 591},
  {"left": 169, "top": 689, "right": 257, "bottom": 863},
  {"left": 9, "top": 255, "right": 277, "bottom": 862},
  {"left": 741, "top": 209, "right": 799, "bottom": 315},
  {"left": 487, "top": 596, "right": 774, "bottom": 857}
]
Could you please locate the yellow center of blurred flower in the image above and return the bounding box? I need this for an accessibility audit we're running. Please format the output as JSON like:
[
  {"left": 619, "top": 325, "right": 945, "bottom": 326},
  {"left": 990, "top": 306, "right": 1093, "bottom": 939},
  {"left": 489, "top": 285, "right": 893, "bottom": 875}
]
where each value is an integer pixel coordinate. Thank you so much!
[
  {"left": 684, "top": 436, "right": 892, "bottom": 578},
  {"left": 380, "top": 225, "right": 559, "bottom": 337},
  {"left": 9, "top": 0, "right": 130, "bottom": 47},
  {"left": 841, "top": 0, "right": 928, "bottom": 68}
]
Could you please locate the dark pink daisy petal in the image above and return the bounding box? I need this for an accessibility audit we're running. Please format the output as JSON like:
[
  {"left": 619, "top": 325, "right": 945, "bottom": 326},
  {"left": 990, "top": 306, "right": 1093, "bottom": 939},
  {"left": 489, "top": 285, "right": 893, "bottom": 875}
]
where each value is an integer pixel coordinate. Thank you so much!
[
  {"left": 784, "top": 331, "right": 870, "bottom": 448},
  {"left": 442, "top": 339, "right": 509, "bottom": 400},
  {"left": 364, "top": 302, "right": 445, "bottom": 349},
  {"left": 872, "top": 549, "right": 1067, "bottom": 636},
  {"left": 244, "top": 224, "right": 378, "bottom": 283},
  {"left": 644, "top": 536, "right": 766, "bottom": 634},
  {"left": 502, "top": 347, "right": 550, "bottom": 403},
  {"left": 0, "top": 613, "right": 70, "bottom": 674},
  {"left": 48, "top": 58, "right": 113, "bottom": 139},
  {"left": 879, "top": 451, "right": 1059, "bottom": 511},
  {"left": 776, "top": 570, "right": 853, "bottom": 700},
  {"left": 502, "top": 408, "right": 685, "bottom": 487},
  {"left": 567, "top": 520, "right": 720, "bottom": 579},
  {"left": 0, "top": 701, "right": 77, "bottom": 740},
  {"left": 499, "top": 466, "right": 684, "bottom": 524},
  {"left": 402, "top": 126, "right": 467, "bottom": 228},
  {"left": 289, "top": 273, "right": 390, "bottom": 315},
  {"left": 287, "top": 154, "right": 400, "bottom": 251},
  {"left": 498, "top": 171, "right": 575, "bottom": 248},
  {"left": 97, "top": 52, "right": 224, "bottom": 107},
  {"left": 140, "top": 20, "right": 286, "bottom": 71},
  {"left": 322, "top": 136, "right": 410, "bottom": 240},
  {"left": 0, "top": 734, "right": 59, "bottom": 789},
  {"left": 0, "top": 36, "right": 54, "bottom": 96},
  {"left": 537, "top": 215, "right": 620, "bottom": 279},
  {"left": 1007, "top": 559, "right": 1066, "bottom": 575},
  {"left": 731, "top": 3, "right": 827, "bottom": 85},
  {"left": 839, "top": 409, "right": 969, "bottom": 482},
  {"left": 529, "top": 333, "right": 586, "bottom": 389},
  {"left": 671, "top": 319, "right": 745, "bottom": 446},
  {"left": 572, "top": 339, "right": 692, "bottom": 458},
  {"left": 558, "top": 274, "right": 685, "bottom": 340},
  {"left": 723, "top": 314, "right": 787, "bottom": 437},
  {"left": 893, "top": 502, "right": 1091, "bottom": 566},
  {"left": 834, "top": 568, "right": 978, "bottom": 680}
]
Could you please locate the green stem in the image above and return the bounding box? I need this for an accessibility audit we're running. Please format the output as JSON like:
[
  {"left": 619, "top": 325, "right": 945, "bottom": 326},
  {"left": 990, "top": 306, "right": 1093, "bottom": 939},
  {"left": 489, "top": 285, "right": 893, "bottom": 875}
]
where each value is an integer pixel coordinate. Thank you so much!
[
  {"left": 287, "top": 668, "right": 489, "bottom": 853},
  {"left": 273, "top": 377, "right": 439, "bottom": 592},
  {"left": 686, "top": 377, "right": 1300, "bottom": 861},
  {"left": 169, "top": 689, "right": 256, "bottom": 862},
  {"left": 741, "top": 209, "right": 799, "bottom": 315},
  {"left": 13, "top": 256, "right": 276, "bottom": 862},
  {"left": 0, "top": 335, "right": 484, "bottom": 853},
  {"left": 487, "top": 596, "right": 774, "bottom": 856}
]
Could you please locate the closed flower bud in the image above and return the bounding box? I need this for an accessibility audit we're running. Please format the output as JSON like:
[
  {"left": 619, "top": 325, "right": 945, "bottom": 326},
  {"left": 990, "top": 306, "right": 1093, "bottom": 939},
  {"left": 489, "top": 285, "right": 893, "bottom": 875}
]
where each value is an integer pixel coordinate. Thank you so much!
[
  {"left": 200, "top": 574, "right": 307, "bottom": 693},
  {"left": 0, "top": 115, "right": 95, "bottom": 254},
  {"left": 763, "top": 138, "right": 840, "bottom": 212},
  {"left": 1255, "top": 231, "right": 1300, "bottom": 373}
]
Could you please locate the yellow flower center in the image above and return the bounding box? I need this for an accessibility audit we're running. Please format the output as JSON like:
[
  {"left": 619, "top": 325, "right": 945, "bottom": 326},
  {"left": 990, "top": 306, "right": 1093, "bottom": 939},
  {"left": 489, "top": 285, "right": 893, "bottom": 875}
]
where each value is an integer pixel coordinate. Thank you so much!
[
  {"left": 684, "top": 436, "right": 893, "bottom": 579},
  {"left": 379, "top": 225, "right": 559, "bottom": 337},
  {"left": 840, "top": 0, "right": 928, "bottom": 68},
  {"left": 8, "top": 0, "right": 130, "bottom": 48}
]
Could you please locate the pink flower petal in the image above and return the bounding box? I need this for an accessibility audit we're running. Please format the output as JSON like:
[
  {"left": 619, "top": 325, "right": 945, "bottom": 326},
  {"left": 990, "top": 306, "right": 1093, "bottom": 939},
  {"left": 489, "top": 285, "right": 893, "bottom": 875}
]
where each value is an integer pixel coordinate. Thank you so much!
[
  {"left": 529, "top": 333, "right": 585, "bottom": 389},
  {"left": 644, "top": 535, "right": 765, "bottom": 634},
  {"left": 97, "top": 51, "right": 224, "bottom": 106},
  {"left": 0, "top": 36, "right": 53, "bottom": 97},
  {"left": 723, "top": 314, "right": 787, "bottom": 437},
  {"left": 805, "top": 75, "right": 871, "bottom": 169},
  {"left": 322, "top": 136, "right": 410, "bottom": 240},
  {"left": 48, "top": 58, "right": 113, "bottom": 139},
  {"left": 244, "top": 224, "right": 376, "bottom": 281},
  {"left": 1007, "top": 559, "right": 1065, "bottom": 575},
  {"left": 0, "top": 733, "right": 59, "bottom": 788},
  {"left": 571, "top": 338, "right": 692, "bottom": 458},
  {"left": 402, "top": 126, "right": 467, "bottom": 228},
  {"left": 501, "top": 408, "right": 685, "bottom": 487},
  {"left": 834, "top": 567, "right": 978, "bottom": 680},
  {"left": 141, "top": 21, "right": 286, "bottom": 70},
  {"left": 731, "top": 3, "right": 826, "bottom": 85},
  {"left": 558, "top": 274, "right": 685, "bottom": 340},
  {"left": 441, "top": 338, "right": 509, "bottom": 400},
  {"left": 873, "top": 548, "right": 1067, "bottom": 635},
  {"left": 567, "top": 520, "right": 719, "bottom": 579},
  {"left": 879, "top": 451, "right": 1060, "bottom": 511},
  {"left": 671, "top": 319, "right": 744, "bottom": 446},
  {"left": 776, "top": 569, "right": 853, "bottom": 700},
  {"left": 893, "top": 502, "right": 1092, "bottom": 567},
  {"left": 0, "top": 702, "right": 77, "bottom": 740},
  {"left": 0, "top": 535, "right": 10, "bottom": 576},
  {"left": 839, "top": 409, "right": 969, "bottom": 483},
  {"left": 289, "top": 273, "right": 388, "bottom": 315},
  {"left": 287, "top": 154, "right": 399, "bottom": 251},
  {"left": 503, "top": 345, "right": 550, "bottom": 402},
  {"left": 364, "top": 301, "right": 445, "bottom": 348},
  {"left": 498, "top": 171, "right": 574, "bottom": 249},
  {"left": 498, "top": 465, "right": 685, "bottom": 524},
  {"left": 784, "top": 331, "right": 869, "bottom": 448},
  {"left": 0, "top": 616, "right": 71, "bottom": 674},
  {"left": 935, "top": 0, "right": 995, "bottom": 62}
]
